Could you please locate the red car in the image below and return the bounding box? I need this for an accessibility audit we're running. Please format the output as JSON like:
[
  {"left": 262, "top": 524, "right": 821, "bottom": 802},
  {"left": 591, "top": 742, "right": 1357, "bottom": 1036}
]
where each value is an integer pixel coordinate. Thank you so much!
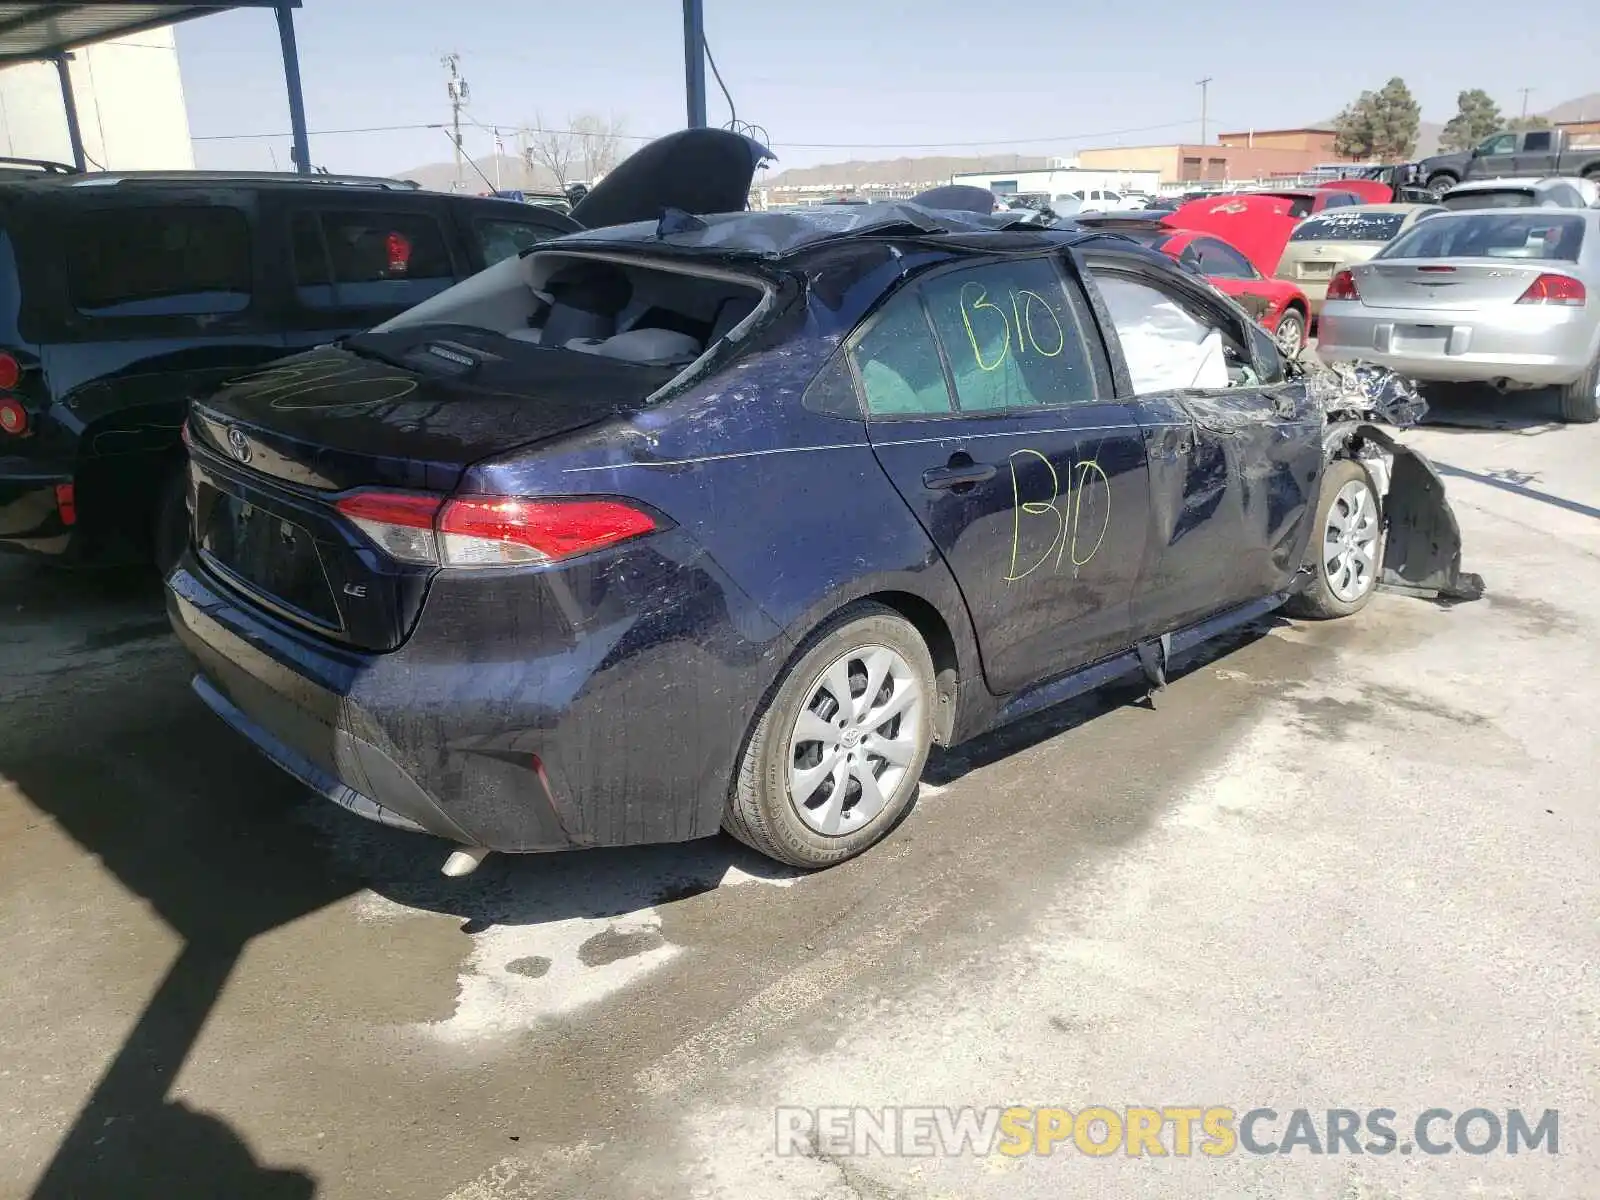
[
  {"left": 1255, "top": 187, "right": 1365, "bottom": 217},
  {"left": 1074, "top": 215, "right": 1311, "bottom": 354}
]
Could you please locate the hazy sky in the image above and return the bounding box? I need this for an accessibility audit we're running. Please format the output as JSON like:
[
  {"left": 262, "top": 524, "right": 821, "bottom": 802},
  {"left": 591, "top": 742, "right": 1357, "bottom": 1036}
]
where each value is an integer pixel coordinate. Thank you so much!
[{"left": 177, "top": 0, "right": 1599, "bottom": 176}]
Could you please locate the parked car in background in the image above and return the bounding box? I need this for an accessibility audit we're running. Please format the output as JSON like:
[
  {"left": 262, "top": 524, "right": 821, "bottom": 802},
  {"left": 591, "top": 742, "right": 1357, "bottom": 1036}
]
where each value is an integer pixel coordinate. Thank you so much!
[
  {"left": 1158, "top": 193, "right": 1303, "bottom": 277},
  {"left": 1275, "top": 203, "right": 1446, "bottom": 317},
  {"left": 167, "top": 201, "right": 1467, "bottom": 876},
  {"left": 1252, "top": 188, "right": 1366, "bottom": 217},
  {"left": 1317, "top": 208, "right": 1600, "bottom": 422},
  {"left": 1439, "top": 177, "right": 1593, "bottom": 211},
  {"left": 1072, "top": 189, "right": 1125, "bottom": 213},
  {"left": 0, "top": 128, "right": 772, "bottom": 572},
  {"left": 1075, "top": 213, "right": 1311, "bottom": 353},
  {"left": 1314, "top": 178, "right": 1394, "bottom": 205},
  {"left": 1415, "top": 127, "right": 1600, "bottom": 194}
]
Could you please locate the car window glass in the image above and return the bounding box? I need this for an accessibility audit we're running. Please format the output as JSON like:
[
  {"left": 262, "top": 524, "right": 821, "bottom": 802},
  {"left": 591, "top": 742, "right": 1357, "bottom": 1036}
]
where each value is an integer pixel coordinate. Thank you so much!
[
  {"left": 1481, "top": 134, "right": 1516, "bottom": 155},
  {"left": 1195, "top": 238, "right": 1256, "bottom": 279},
  {"left": 850, "top": 291, "right": 951, "bottom": 417},
  {"left": 67, "top": 206, "right": 251, "bottom": 317},
  {"left": 474, "top": 218, "right": 556, "bottom": 266},
  {"left": 921, "top": 258, "right": 1099, "bottom": 411},
  {"left": 1286, "top": 196, "right": 1315, "bottom": 218},
  {"left": 1522, "top": 131, "right": 1553, "bottom": 152},
  {"left": 291, "top": 209, "right": 455, "bottom": 310},
  {"left": 1379, "top": 212, "right": 1584, "bottom": 262},
  {"left": 1090, "top": 272, "right": 1234, "bottom": 393}
]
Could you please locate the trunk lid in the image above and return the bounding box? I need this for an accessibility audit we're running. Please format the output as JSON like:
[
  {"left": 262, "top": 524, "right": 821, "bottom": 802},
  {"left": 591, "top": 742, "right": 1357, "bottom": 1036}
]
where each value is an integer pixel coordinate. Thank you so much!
[
  {"left": 188, "top": 332, "right": 676, "bottom": 652},
  {"left": 1352, "top": 260, "right": 1554, "bottom": 310},
  {"left": 568, "top": 128, "right": 774, "bottom": 231}
]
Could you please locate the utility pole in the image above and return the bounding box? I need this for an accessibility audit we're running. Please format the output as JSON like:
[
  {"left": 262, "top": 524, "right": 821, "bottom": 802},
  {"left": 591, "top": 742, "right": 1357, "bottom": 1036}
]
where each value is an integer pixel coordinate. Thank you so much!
[
  {"left": 682, "top": 0, "right": 707, "bottom": 128},
  {"left": 442, "top": 52, "right": 469, "bottom": 191},
  {"left": 1518, "top": 87, "right": 1533, "bottom": 119},
  {"left": 1196, "top": 77, "right": 1213, "bottom": 145}
]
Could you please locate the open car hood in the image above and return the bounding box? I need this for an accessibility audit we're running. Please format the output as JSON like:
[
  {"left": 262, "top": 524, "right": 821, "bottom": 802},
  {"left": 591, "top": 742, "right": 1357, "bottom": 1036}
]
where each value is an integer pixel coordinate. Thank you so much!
[
  {"left": 569, "top": 128, "right": 775, "bottom": 230},
  {"left": 1162, "top": 194, "right": 1299, "bottom": 277}
]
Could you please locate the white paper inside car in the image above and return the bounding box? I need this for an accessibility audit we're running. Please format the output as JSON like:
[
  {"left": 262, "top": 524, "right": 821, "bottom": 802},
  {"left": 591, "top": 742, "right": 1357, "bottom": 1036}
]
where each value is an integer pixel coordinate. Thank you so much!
[{"left": 1097, "top": 276, "right": 1228, "bottom": 392}]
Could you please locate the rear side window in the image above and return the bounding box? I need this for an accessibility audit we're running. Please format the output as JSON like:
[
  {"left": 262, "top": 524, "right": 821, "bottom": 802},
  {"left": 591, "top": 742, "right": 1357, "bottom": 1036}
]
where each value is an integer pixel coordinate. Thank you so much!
[
  {"left": 920, "top": 258, "right": 1100, "bottom": 412},
  {"left": 292, "top": 210, "right": 455, "bottom": 310},
  {"left": 474, "top": 218, "right": 556, "bottom": 266},
  {"left": 67, "top": 206, "right": 252, "bottom": 317},
  {"left": 850, "top": 290, "right": 951, "bottom": 417}
]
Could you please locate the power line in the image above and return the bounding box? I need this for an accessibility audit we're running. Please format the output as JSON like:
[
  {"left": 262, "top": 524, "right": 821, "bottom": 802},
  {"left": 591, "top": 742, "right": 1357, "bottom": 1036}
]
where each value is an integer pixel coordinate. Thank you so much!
[{"left": 191, "top": 115, "right": 1240, "bottom": 152}]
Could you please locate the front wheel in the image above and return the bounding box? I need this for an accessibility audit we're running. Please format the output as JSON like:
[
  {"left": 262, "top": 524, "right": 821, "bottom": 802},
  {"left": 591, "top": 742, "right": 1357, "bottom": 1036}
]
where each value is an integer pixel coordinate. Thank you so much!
[
  {"left": 725, "top": 605, "right": 935, "bottom": 869},
  {"left": 1424, "top": 172, "right": 1458, "bottom": 196},
  {"left": 1286, "top": 459, "right": 1384, "bottom": 620},
  {"left": 1274, "top": 309, "right": 1306, "bottom": 358}
]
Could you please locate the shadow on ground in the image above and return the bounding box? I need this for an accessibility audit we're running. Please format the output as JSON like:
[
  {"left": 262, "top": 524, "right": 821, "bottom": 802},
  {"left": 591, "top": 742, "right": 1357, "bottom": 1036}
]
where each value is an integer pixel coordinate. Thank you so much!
[{"left": 1416, "top": 382, "right": 1569, "bottom": 434}]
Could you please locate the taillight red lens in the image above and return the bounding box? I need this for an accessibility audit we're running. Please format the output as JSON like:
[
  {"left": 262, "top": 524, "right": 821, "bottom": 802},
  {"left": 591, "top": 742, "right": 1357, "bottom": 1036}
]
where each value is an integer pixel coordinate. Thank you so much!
[
  {"left": 1516, "top": 273, "right": 1586, "bottom": 306},
  {"left": 439, "top": 497, "right": 657, "bottom": 566},
  {"left": 0, "top": 398, "right": 25, "bottom": 436},
  {"left": 0, "top": 353, "right": 20, "bottom": 391},
  {"left": 1326, "top": 269, "right": 1360, "bottom": 302},
  {"left": 54, "top": 482, "right": 76, "bottom": 526},
  {"left": 335, "top": 491, "right": 657, "bottom": 568}
]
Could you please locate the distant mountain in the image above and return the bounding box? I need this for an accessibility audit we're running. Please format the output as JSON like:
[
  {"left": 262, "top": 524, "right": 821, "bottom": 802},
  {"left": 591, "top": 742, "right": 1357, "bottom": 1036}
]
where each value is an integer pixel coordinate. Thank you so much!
[
  {"left": 1545, "top": 93, "right": 1600, "bottom": 123},
  {"left": 392, "top": 154, "right": 563, "bottom": 195},
  {"left": 764, "top": 153, "right": 1051, "bottom": 190}
]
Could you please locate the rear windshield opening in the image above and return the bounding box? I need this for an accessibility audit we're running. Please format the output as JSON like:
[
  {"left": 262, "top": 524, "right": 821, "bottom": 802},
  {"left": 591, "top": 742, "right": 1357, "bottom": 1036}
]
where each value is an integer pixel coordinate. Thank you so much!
[
  {"left": 1379, "top": 213, "right": 1585, "bottom": 263},
  {"left": 1439, "top": 190, "right": 1538, "bottom": 211},
  {"left": 373, "top": 250, "right": 769, "bottom": 369},
  {"left": 1291, "top": 212, "right": 1409, "bottom": 243}
]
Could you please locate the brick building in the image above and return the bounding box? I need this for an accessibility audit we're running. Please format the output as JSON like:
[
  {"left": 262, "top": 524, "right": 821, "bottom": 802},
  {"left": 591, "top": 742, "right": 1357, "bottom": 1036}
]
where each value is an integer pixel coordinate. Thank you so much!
[{"left": 1076, "top": 127, "right": 1354, "bottom": 184}]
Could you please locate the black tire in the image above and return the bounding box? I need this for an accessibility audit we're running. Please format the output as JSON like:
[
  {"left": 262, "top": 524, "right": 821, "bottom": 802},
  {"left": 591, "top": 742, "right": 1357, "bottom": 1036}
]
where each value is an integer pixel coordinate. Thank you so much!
[
  {"left": 1286, "top": 458, "right": 1384, "bottom": 620},
  {"left": 1424, "top": 172, "right": 1458, "bottom": 196},
  {"left": 1556, "top": 351, "right": 1599, "bottom": 424},
  {"left": 152, "top": 462, "right": 189, "bottom": 578},
  {"left": 725, "top": 604, "right": 935, "bottom": 869},
  {"left": 1275, "top": 308, "right": 1306, "bottom": 358}
]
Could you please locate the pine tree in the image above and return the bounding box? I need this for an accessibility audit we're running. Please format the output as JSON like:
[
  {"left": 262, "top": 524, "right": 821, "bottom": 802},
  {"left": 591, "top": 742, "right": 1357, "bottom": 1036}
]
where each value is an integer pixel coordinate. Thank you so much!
[
  {"left": 1440, "top": 90, "right": 1503, "bottom": 152},
  {"left": 1333, "top": 78, "right": 1423, "bottom": 161}
]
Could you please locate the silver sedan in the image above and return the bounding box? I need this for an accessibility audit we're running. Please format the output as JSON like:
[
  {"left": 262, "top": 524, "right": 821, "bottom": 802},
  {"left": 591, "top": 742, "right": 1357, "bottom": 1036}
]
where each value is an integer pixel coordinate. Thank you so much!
[{"left": 1317, "top": 208, "right": 1600, "bottom": 422}]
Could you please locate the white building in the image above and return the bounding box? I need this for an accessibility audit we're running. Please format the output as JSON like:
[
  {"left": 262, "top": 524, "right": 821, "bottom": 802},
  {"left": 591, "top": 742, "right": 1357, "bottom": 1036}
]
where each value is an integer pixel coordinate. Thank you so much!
[
  {"left": 0, "top": 27, "right": 194, "bottom": 170},
  {"left": 950, "top": 167, "right": 1162, "bottom": 203}
]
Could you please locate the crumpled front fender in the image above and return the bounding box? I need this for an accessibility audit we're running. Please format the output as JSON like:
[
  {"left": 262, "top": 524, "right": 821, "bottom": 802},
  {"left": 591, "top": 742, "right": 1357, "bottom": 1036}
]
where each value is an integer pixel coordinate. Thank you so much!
[{"left": 1324, "top": 420, "right": 1485, "bottom": 601}]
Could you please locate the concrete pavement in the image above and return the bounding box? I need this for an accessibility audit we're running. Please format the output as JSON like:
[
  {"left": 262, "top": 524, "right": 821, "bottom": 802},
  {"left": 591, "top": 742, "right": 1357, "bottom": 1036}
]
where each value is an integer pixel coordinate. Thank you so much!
[{"left": 1, "top": 386, "right": 1595, "bottom": 1199}]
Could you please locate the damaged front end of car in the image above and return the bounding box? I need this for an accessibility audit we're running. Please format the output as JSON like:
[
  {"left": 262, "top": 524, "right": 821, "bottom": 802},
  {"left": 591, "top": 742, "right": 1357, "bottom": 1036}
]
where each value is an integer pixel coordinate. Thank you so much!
[{"left": 1297, "top": 359, "right": 1485, "bottom": 602}]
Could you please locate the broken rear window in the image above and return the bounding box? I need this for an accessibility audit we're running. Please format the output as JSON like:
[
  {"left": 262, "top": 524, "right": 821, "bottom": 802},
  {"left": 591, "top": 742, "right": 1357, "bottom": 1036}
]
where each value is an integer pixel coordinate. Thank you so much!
[{"left": 1291, "top": 212, "right": 1409, "bottom": 243}]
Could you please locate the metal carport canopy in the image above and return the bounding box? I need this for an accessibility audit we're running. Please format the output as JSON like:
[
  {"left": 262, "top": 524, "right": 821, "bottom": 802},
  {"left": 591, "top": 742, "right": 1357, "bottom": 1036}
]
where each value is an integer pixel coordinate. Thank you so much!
[{"left": 0, "top": 1, "right": 312, "bottom": 173}]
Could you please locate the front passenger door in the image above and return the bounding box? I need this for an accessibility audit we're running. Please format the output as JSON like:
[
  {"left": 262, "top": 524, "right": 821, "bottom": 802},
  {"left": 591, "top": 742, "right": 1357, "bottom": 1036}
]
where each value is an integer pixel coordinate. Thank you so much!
[{"left": 858, "top": 257, "right": 1151, "bottom": 693}]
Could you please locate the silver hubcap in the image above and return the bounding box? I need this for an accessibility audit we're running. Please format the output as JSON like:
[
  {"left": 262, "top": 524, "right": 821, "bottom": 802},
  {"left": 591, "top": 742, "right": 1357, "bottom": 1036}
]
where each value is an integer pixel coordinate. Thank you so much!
[
  {"left": 1276, "top": 316, "right": 1303, "bottom": 355},
  {"left": 788, "top": 645, "right": 923, "bottom": 836},
  {"left": 1323, "top": 478, "right": 1380, "bottom": 602}
]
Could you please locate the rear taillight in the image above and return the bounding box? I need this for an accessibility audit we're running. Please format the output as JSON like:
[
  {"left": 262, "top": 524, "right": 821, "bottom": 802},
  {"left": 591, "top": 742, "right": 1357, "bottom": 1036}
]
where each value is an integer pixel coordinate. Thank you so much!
[
  {"left": 1326, "top": 269, "right": 1360, "bottom": 302},
  {"left": 0, "top": 397, "right": 24, "bottom": 436},
  {"left": 54, "top": 482, "right": 76, "bottom": 526},
  {"left": 335, "top": 491, "right": 658, "bottom": 568},
  {"left": 0, "top": 352, "right": 19, "bottom": 391},
  {"left": 1516, "top": 273, "right": 1586, "bottom": 306}
]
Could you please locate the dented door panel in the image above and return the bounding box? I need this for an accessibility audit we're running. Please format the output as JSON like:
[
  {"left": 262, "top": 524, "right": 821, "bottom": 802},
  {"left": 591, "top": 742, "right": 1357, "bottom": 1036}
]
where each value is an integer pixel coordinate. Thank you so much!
[{"left": 1130, "top": 385, "right": 1322, "bottom": 638}]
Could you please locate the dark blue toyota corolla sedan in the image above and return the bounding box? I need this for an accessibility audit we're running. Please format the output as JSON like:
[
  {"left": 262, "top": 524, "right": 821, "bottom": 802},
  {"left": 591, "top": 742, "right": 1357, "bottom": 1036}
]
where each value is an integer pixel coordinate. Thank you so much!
[{"left": 165, "top": 196, "right": 1472, "bottom": 875}]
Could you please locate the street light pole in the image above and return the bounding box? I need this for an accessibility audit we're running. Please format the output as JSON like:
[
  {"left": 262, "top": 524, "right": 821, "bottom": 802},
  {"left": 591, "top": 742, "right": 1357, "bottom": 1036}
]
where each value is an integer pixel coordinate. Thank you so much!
[
  {"left": 683, "top": 0, "right": 707, "bottom": 128},
  {"left": 1197, "top": 77, "right": 1213, "bottom": 145}
]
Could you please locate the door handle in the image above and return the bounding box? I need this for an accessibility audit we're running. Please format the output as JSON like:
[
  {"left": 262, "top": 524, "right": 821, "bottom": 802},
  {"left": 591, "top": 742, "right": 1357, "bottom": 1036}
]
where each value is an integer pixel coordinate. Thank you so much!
[{"left": 922, "top": 459, "right": 996, "bottom": 490}]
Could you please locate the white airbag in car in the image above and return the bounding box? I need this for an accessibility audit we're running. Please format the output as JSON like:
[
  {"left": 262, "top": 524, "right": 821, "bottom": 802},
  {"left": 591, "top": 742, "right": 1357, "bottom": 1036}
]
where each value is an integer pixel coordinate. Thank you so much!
[{"left": 565, "top": 328, "right": 702, "bottom": 363}]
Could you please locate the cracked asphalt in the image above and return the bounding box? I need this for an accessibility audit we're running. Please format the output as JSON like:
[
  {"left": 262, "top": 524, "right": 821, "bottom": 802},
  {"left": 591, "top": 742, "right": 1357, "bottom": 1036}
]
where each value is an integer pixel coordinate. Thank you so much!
[{"left": 1, "top": 386, "right": 1595, "bottom": 1200}]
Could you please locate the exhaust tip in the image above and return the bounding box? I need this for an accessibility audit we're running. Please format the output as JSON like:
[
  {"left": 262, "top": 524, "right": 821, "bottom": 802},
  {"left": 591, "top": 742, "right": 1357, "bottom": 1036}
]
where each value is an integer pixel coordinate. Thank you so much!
[{"left": 442, "top": 846, "right": 491, "bottom": 877}]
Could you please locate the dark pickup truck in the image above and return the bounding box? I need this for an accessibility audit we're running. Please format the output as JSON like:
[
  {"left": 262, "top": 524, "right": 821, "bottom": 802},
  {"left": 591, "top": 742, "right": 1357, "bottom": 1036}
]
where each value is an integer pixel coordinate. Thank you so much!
[{"left": 1414, "top": 127, "right": 1600, "bottom": 193}]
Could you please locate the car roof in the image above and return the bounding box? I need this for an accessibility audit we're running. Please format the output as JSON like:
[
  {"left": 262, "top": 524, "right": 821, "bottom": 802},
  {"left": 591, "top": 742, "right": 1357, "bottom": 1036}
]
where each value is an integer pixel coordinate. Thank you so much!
[
  {"left": 547, "top": 201, "right": 1092, "bottom": 261},
  {"left": 1443, "top": 177, "right": 1572, "bottom": 194}
]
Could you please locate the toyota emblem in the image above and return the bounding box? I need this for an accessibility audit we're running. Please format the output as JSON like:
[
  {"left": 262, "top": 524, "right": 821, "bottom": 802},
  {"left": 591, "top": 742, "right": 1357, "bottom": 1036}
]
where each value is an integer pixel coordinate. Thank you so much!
[{"left": 226, "top": 426, "right": 252, "bottom": 463}]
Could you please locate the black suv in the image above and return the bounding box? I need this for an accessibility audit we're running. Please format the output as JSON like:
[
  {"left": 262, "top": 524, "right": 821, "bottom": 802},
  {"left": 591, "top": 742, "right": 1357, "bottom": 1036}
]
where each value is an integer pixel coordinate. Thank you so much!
[{"left": 0, "top": 171, "right": 579, "bottom": 571}]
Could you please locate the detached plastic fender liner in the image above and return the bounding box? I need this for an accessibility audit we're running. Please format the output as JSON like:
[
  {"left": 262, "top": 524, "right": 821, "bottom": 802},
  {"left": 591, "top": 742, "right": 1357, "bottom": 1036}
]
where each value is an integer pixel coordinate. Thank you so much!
[{"left": 1323, "top": 421, "right": 1484, "bottom": 601}]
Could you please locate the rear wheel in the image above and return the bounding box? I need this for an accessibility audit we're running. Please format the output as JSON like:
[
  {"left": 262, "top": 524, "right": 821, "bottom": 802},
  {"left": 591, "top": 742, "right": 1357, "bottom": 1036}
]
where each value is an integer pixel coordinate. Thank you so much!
[
  {"left": 1556, "top": 351, "right": 1600, "bottom": 424},
  {"left": 1286, "top": 459, "right": 1384, "bottom": 620},
  {"left": 725, "top": 605, "right": 934, "bottom": 869}
]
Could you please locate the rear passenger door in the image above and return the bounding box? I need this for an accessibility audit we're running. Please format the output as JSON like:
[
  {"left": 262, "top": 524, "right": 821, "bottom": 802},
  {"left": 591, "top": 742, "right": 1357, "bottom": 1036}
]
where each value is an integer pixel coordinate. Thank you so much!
[
  {"left": 857, "top": 255, "right": 1152, "bottom": 694},
  {"left": 267, "top": 193, "right": 468, "bottom": 350}
]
